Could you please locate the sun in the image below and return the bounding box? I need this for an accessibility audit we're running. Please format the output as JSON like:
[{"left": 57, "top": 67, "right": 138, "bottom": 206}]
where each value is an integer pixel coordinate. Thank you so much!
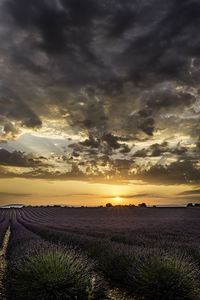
[{"left": 113, "top": 196, "right": 121, "bottom": 202}]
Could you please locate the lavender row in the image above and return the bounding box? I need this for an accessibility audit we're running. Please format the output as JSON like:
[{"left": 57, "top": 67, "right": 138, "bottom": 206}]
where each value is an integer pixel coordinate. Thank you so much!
[
  {"left": 0, "top": 210, "right": 10, "bottom": 248},
  {"left": 19, "top": 207, "right": 200, "bottom": 263},
  {"left": 6, "top": 211, "right": 105, "bottom": 300},
  {"left": 19, "top": 214, "right": 200, "bottom": 299}
]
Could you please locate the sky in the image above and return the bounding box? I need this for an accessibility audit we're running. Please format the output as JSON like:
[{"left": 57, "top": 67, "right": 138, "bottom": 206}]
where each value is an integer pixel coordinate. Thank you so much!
[{"left": 0, "top": 0, "right": 200, "bottom": 206}]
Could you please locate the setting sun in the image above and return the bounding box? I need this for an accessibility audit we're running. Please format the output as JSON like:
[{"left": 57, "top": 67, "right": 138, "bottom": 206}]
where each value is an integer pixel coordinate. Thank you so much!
[{"left": 114, "top": 196, "right": 122, "bottom": 202}]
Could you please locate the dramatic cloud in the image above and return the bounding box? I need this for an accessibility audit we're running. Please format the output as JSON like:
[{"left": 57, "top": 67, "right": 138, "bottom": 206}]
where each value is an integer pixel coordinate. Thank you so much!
[
  {"left": 178, "top": 189, "right": 200, "bottom": 195},
  {"left": 133, "top": 142, "right": 188, "bottom": 158},
  {"left": 0, "top": 0, "right": 199, "bottom": 192},
  {"left": 134, "top": 160, "right": 200, "bottom": 185},
  {"left": 0, "top": 148, "right": 48, "bottom": 167}
]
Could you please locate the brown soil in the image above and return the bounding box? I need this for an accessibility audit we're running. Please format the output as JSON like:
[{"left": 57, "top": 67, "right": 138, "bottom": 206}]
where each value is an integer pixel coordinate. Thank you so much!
[{"left": 0, "top": 227, "right": 10, "bottom": 300}]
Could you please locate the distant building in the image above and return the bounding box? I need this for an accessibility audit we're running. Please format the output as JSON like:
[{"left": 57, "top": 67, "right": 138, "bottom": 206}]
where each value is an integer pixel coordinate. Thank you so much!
[{"left": 0, "top": 204, "right": 24, "bottom": 209}]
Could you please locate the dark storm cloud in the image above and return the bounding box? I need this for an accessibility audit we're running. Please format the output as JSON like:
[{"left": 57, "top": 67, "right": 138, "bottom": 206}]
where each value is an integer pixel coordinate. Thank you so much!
[
  {"left": 123, "top": 0, "right": 200, "bottom": 84},
  {"left": 6, "top": 0, "right": 77, "bottom": 54},
  {"left": 119, "top": 144, "right": 131, "bottom": 154},
  {"left": 102, "top": 133, "right": 121, "bottom": 149},
  {"left": 134, "top": 160, "right": 200, "bottom": 185},
  {"left": 71, "top": 133, "right": 129, "bottom": 156},
  {"left": 80, "top": 135, "right": 100, "bottom": 148},
  {"left": 133, "top": 148, "right": 148, "bottom": 158},
  {"left": 0, "top": 0, "right": 200, "bottom": 184},
  {"left": 138, "top": 118, "right": 155, "bottom": 136},
  {"left": 0, "top": 148, "right": 47, "bottom": 167},
  {"left": 133, "top": 142, "right": 188, "bottom": 158},
  {"left": 0, "top": 86, "right": 40, "bottom": 125},
  {"left": 4, "top": 0, "right": 200, "bottom": 87},
  {"left": 0, "top": 84, "right": 42, "bottom": 141},
  {"left": 145, "top": 91, "right": 195, "bottom": 111},
  {"left": 6, "top": 163, "right": 86, "bottom": 180},
  {"left": 0, "top": 152, "right": 199, "bottom": 187},
  {"left": 148, "top": 142, "right": 169, "bottom": 157},
  {"left": 109, "top": 6, "right": 135, "bottom": 38},
  {"left": 4, "top": 0, "right": 104, "bottom": 67},
  {"left": 2, "top": 1, "right": 199, "bottom": 116},
  {"left": 0, "top": 122, "right": 20, "bottom": 142}
]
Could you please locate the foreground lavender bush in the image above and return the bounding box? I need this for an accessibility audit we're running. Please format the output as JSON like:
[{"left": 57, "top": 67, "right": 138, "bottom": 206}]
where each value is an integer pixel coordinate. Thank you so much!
[
  {"left": 9, "top": 247, "right": 104, "bottom": 300},
  {"left": 130, "top": 254, "right": 200, "bottom": 300}
]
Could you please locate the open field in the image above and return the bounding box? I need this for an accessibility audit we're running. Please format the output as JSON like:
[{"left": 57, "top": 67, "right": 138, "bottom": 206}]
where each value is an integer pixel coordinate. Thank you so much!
[{"left": 1, "top": 206, "right": 200, "bottom": 299}]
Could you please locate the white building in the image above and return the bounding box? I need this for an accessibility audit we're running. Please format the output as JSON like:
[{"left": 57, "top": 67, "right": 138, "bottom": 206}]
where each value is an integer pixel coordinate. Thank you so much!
[{"left": 0, "top": 204, "right": 24, "bottom": 209}]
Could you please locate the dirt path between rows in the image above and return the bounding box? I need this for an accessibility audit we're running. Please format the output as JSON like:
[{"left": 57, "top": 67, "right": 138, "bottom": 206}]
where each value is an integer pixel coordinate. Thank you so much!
[
  {"left": 107, "top": 288, "right": 135, "bottom": 300},
  {"left": 0, "top": 226, "right": 10, "bottom": 300}
]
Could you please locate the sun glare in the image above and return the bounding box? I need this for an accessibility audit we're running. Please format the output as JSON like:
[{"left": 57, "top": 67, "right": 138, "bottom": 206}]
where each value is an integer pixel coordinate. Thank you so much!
[{"left": 114, "top": 196, "right": 121, "bottom": 201}]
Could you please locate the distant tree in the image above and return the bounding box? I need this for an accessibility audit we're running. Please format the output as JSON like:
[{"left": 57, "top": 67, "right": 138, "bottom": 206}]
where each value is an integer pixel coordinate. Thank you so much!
[
  {"left": 194, "top": 203, "right": 200, "bottom": 207},
  {"left": 153, "top": 205, "right": 157, "bottom": 208},
  {"left": 106, "top": 203, "right": 113, "bottom": 207},
  {"left": 138, "top": 203, "right": 147, "bottom": 207},
  {"left": 187, "top": 203, "right": 193, "bottom": 207}
]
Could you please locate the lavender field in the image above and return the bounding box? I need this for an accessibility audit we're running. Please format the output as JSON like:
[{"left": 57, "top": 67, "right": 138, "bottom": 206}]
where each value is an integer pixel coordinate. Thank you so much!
[{"left": 0, "top": 207, "right": 199, "bottom": 299}]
